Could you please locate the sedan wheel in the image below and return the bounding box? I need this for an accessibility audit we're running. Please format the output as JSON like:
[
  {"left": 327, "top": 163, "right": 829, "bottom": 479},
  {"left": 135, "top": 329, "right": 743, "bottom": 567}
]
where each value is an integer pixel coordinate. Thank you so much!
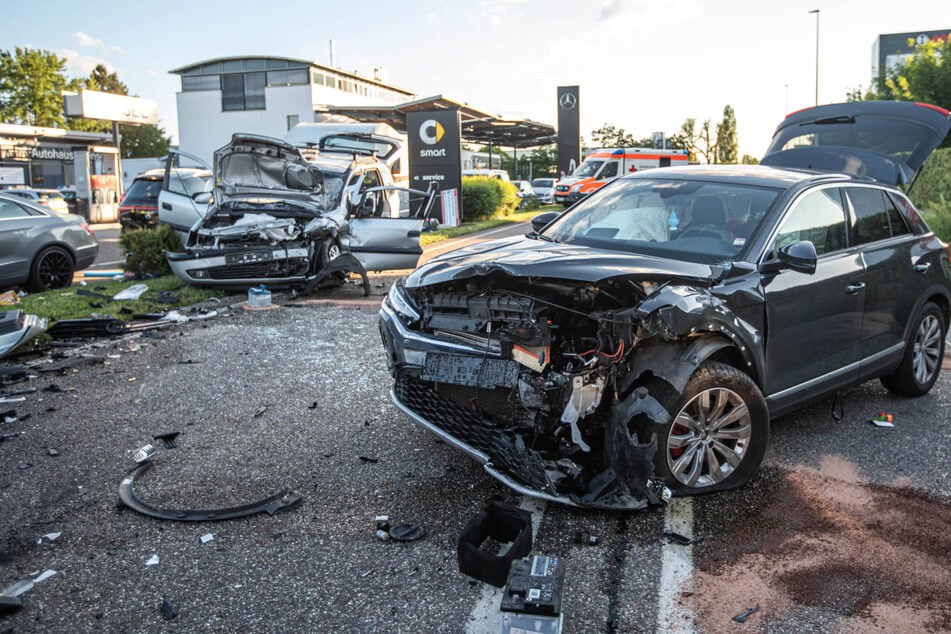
[{"left": 27, "top": 246, "right": 75, "bottom": 292}]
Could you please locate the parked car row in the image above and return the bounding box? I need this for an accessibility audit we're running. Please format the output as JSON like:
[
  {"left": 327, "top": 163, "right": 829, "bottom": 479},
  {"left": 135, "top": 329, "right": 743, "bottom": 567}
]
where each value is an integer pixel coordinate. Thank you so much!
[{"left": 2, "top": 188, "right": 70, "bottom": 216}]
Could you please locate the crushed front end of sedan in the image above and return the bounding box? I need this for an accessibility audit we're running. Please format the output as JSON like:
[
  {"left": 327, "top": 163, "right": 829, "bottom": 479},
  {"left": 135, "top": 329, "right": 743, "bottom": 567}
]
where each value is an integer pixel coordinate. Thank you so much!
[{"left": 166, "top": 134, "right": 436, "bottom": 291}]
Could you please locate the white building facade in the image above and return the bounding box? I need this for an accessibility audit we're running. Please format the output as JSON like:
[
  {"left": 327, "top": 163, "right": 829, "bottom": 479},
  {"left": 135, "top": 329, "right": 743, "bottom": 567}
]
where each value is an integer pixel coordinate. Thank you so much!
[{"left": 171, "top": 56, "right": 415, "bottom": 163}]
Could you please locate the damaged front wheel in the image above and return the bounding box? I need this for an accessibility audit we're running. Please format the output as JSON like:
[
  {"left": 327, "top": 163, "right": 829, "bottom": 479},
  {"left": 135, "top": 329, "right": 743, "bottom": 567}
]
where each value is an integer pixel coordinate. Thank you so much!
[{"left": 647, "top": 362, "right": 768, "bottom": 495}]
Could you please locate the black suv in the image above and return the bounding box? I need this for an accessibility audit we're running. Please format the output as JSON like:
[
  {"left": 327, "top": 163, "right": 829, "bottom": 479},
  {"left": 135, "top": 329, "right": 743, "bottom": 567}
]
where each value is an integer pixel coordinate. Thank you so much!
[{"left": 379, "top": 101, "right": 951, "bottom": 510}]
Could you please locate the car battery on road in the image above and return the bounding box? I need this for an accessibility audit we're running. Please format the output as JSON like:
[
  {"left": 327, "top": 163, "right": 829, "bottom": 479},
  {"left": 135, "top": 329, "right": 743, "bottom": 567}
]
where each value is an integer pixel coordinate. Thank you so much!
[{"left": 499, "top": 554, "right": 565, "bottom": 634}]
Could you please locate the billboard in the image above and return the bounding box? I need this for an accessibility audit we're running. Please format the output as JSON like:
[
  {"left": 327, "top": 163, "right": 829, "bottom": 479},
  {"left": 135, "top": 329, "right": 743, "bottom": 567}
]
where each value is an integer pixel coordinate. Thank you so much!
[
  {"left": 62, "top": 89, "right": 159, "bottom": 125},
  {"left": 557, "top": 86, "right": 580, "bottom": 178},
  {"left": 407, "top": 109, "right": 462, "bottom": 222}
]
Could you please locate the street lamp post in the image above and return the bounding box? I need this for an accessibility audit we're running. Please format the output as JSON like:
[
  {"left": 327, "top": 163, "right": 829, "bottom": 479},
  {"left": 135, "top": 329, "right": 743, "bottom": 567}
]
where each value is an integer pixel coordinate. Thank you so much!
[{"left": 810, "top": 9, "right": 820, "bottom": 106}]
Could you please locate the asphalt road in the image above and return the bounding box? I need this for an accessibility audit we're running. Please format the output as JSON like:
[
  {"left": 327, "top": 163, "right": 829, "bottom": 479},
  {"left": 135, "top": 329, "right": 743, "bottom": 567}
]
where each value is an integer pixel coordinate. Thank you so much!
[{"left": 1, "top": 275, "right": 949, "bottom": 632}]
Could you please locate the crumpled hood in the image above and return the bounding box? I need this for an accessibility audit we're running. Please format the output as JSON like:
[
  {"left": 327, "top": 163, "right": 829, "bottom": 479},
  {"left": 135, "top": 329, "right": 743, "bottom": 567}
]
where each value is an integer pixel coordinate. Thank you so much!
[{"left": 406, "top": 235, "right": 722, "bottom": 287}]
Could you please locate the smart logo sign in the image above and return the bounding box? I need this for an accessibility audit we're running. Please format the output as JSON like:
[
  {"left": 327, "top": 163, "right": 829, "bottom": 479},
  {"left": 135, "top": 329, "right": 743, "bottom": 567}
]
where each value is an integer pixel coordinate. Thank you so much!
[{"left": 407, "top": 109, "right": 462, "bottom": 222}]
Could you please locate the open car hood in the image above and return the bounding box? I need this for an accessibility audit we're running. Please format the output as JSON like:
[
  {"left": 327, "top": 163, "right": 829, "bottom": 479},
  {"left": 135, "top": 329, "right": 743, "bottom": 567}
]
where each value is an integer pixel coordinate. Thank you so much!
[
  {"left": 761, "top": 101, "right": 951, "bottom": 186},
  {"left": 407, "top": 235, "right": 722, "bottom": 288},
  {"left": 213, "top": 134, "right": 326, "bottom": 202}
]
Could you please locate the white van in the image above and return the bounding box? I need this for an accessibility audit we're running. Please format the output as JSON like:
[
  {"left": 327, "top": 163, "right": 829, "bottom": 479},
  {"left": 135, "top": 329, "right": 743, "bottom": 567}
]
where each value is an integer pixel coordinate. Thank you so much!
[{"left": 285, "top": 122, "right": 407, "bottom": 184}]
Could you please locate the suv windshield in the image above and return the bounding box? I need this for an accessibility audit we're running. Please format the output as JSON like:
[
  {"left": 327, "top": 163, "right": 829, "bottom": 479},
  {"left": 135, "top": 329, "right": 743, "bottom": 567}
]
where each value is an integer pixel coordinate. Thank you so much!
[{"left": 542, "top": 178, "right": 781, "bottom": 264}]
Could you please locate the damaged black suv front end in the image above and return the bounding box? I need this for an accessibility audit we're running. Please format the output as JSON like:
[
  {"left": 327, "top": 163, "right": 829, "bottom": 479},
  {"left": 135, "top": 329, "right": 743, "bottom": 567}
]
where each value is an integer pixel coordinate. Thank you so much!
[{"left": 381, "top": 268, "right": 681, "bottom": 509}]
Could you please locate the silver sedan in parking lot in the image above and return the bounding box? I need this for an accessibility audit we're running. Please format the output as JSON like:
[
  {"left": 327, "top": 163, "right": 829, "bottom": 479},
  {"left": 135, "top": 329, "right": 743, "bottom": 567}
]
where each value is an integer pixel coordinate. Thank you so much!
[{"left": 0, "top": 192, "right": 99, "bottom": 292}]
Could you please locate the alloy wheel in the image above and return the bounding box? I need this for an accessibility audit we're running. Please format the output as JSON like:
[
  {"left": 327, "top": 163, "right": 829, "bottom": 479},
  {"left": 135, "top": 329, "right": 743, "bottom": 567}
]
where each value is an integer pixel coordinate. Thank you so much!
[
  {"left": 38, "top": 250, "right": 73, "bottom": 290},
  {"left": 666, "top": 387, "right": 752, "bottom": 488},
  {"left": 912, "top": 314, "right": 942, "bottom": 385}
]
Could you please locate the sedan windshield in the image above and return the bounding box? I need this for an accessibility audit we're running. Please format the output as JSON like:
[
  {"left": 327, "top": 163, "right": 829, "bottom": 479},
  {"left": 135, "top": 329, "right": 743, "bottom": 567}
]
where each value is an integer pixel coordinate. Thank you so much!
[{"left": 542, "top": 177, "right": 781, "bottom": 264}]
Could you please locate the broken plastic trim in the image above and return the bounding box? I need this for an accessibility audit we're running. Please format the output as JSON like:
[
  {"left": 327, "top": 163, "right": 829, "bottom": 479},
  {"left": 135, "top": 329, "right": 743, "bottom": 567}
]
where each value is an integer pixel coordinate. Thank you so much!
[
  {"left": 118, "top": 461, "right": 302, "bottom": 521},
  {"left": 301, "top": 252, "right": 371, "bottom": 296}
]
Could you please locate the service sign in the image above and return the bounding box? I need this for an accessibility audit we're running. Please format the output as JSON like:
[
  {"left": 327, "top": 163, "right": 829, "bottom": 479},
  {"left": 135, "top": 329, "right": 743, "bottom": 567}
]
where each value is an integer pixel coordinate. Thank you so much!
[{"left": 63, "top": 90, "right": 159, "bottom": 125}]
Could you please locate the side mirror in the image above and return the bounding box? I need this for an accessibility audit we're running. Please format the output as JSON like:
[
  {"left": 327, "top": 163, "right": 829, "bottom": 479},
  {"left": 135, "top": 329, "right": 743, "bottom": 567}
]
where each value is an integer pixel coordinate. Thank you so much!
[
  {"left": 193, "top": 192, "right": 212, "bottom": 204},
  {"left": 774, "top": 240, "right": 818, "bottom": 274},
  {"left": 531, "top": 210, "right": 560, "bottom": 232}
]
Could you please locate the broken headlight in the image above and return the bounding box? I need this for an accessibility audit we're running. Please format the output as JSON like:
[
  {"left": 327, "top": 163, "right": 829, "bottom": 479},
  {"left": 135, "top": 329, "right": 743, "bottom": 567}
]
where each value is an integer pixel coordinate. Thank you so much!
[{"left": 387, "top": 282, "right": 420, "bottom": 323}]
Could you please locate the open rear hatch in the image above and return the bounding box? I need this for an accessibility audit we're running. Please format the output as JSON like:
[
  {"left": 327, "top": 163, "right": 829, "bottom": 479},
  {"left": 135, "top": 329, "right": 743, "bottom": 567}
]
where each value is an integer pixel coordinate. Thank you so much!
[{"left": 761, "top": 101, "right": 950, "bottom": 186}]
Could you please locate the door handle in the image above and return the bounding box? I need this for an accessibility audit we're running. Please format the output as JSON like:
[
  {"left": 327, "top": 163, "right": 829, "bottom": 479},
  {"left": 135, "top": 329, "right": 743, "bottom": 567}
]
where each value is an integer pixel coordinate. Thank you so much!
[
  {"left": 845, "top": 282, "right": 866, "bottom": 294},
  {"left": 913, "top": 262, "right": 931, "bottom": 274},
  {"left": 162, "top": 202, "right": 172, "bottom": 210}
]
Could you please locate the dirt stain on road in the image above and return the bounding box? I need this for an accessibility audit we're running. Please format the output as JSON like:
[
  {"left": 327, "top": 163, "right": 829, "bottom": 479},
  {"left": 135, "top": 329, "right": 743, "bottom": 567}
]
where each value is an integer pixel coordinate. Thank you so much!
[{"left": 688, "top": 459, "right": 951, "bottom": 632}]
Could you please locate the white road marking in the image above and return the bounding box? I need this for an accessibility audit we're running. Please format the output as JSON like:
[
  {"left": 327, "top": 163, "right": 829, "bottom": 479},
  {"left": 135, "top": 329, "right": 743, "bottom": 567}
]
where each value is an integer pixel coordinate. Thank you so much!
[
  {"left": 656, "top": 496, "right": 696, "bottom": 633},
  {"left": 464, "top": 497, "right": 547, "bottom": 634}
]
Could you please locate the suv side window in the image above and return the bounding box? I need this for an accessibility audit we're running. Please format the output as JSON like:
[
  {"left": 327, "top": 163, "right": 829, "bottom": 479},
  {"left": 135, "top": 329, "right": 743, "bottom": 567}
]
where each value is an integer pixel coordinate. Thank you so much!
[
  {"left": 883, "top": 192, "right": 910, "bottom": 236},
  {"left": 846, "top": 187, "right": 892, "bottom": 245},
  {"left": 774, "top": 188, "right": 847, "bottom": 256}
]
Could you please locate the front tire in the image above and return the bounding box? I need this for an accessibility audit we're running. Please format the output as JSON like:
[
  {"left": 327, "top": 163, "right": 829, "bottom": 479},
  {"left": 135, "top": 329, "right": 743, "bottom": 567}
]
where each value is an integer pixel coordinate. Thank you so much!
[
  {"left": 643, "top": 362, "right": 769, "bottom": 495},
  {"left": 27, "top": 246, "right": 75, "bottom": 292},
  {"left": 880, "top": 302, "right": 946, "bottom": 397}
]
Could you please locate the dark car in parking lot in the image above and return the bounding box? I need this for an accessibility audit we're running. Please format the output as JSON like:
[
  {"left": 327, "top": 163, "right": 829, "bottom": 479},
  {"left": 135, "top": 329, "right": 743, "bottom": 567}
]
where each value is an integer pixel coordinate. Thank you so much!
[
  {"left": 380, "top": 101, "right": 951, "bottom": 510},
  {"left": 119, "top": 168, "right": 212, "bottom": 231},
  {"left": 0, "top": 193, "right": 99, "bottom": 292}
]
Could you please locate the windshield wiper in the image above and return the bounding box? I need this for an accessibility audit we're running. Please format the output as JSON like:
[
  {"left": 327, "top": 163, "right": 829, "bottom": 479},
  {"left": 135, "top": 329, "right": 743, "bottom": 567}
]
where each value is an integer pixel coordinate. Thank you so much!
[{"left": 525, "top": 231, "right": 556, "bottom": 242}]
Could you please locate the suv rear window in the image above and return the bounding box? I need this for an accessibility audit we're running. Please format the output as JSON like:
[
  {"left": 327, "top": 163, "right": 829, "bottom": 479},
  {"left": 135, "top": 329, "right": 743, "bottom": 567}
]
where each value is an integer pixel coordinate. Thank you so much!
[{"left": 122, "top": 178, "right": 162, "bottom": 207}]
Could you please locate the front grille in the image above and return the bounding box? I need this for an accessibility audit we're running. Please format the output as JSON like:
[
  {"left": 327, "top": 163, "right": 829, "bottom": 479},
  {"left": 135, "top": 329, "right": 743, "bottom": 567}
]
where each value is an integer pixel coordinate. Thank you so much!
[
  {"left": 205, "top": 259, "right": 308, "bottom": 280},
  {"left": 394, "top": 373, "right": 552, "bottom": 492}
]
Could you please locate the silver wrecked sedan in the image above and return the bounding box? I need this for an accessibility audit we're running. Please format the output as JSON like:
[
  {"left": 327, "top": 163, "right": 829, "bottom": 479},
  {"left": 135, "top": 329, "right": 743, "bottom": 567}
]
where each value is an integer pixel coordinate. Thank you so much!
[{"left": 0, "top": 193, "right": 99, "bottom": 292}]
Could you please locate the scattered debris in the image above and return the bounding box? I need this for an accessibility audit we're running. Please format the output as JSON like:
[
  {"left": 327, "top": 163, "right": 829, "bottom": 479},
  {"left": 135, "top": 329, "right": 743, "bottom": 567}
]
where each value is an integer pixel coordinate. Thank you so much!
[
  {"left": 0, "top": 310, "right": 48, "bottom": 359},
  {"left": 33, "top": 570, "right": 57, "bottom": 584},
  {"left": 0, "top": 594, "right": 23, "bottom": 614},
  {"left": 178, "top": 359, "right": 200, "bottom": 365},
  {"left": 0, "top": 290, "right": 21, "bottom": 306},
  {"left": 17, "top": 462, "right": 30, "bottom": 470},
  {"left": 0, "top": 387, "right": 36, "bottom": 398},
  {"left": 42, "top": 384, "right": 73, "bottom": 393},
  {"left": 132, "top": 444, "right": 157, "bottom": 463},
  {"left": 113, "top": 284, "right": 150, "bottom": 301},
  {"left": 252, "top": 406, "right": 268, "bottom": 418},
  {"left": 37, "top": 355, "right": 105, "bottom": 373},
  {"left": 358, "top": 456, "right": 379, "bottom": 464},
  {"left": 153, "top": 432, "right": 180, "bottom": 449},
  {"left": 586, "top": 535, "right": 599, "bottom": 545},
  {"left": 1, "top": 431, "right": 23, "bottom": 442},
  {"left": 664, "top": 529, "right": 693, "bottom": 545},
  {"left": 1, "top": 579, "right": 34, "bottom": 597},
  {"left": 37, "top": 532, "right": 61, "bottom": 544},
  {"left": 199, "top": 533, "right": 215, "bottom": 544},
  {"left": 732, "top": 603, "right": 760, "bottom": 623},
  {"left": 47, "top": 448, "right": 59, "bottom": 457},
  {"left": 118, "top": 460, "right": 303, "bottom": 522},
  {"left": 145, "top": 555, "right": 160, "bottom": 567},
  {"left": 2, "top": 410, "right": 17, "bottom": 423},
  {"left": 0, "top": 365, "right": 30, "bottom": 385},
  {"left": 0, "top": 396, "right": 26, "bottom": 404},
  {"left": 307, "top": 402, "right": 318, "bottom": 410},
  {"left": 160, "top": 599, "right": 176, "bottom": 620},
  {"left": 458, "top": 501, "right": 534, "bottom": 587},
  {"left": 870, "top": 412, "right": 895, "bottom": 428},
  {"left": 389, "top": 523, "right": 427, "bottom": 542}
]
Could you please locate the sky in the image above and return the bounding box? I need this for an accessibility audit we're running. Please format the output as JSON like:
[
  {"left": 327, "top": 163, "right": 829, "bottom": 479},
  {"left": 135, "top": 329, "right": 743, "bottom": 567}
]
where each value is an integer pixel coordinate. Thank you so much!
[{"left": 5, "top": 0, "right": 950, "bottom": 159}]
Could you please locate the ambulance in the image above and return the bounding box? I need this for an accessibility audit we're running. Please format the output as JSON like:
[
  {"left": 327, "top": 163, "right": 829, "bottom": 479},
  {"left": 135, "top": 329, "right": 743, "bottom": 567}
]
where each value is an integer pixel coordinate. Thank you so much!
[{"left": 553, "top": 147, "right": 690, "bottom": 206}]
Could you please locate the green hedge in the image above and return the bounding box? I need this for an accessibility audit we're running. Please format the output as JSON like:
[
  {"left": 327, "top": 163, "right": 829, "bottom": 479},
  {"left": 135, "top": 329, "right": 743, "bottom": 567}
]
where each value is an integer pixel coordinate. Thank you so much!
[
  {"left": 461, "top": 176, "right": 519, "bottom": 221},
  {"left": 912, "top": 148, "right": 951, "bottom": 242},
  {"left": 118, "top": 225, "right": 182, "bottom": 277}
]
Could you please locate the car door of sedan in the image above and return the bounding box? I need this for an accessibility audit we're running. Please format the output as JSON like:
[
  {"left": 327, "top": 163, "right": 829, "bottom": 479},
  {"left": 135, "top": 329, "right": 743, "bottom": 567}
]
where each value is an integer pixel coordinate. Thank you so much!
[
  {"left": 157, "top": 150, "right": 212, "bottom": 236},
  {"left": 760, "top": 187, "right": 866, "bottom": 405},
  {"left": 346, "top": 183, "right": 437, "bottom": 271}
]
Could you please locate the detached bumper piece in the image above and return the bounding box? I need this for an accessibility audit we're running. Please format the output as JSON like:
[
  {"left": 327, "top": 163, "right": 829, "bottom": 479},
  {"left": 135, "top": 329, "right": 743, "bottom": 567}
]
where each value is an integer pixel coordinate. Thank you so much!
[
  {"left": 0, "top": 310, "right": 48, "bottom": 359},
  {"left": 47, "top": 318, "right": 173, "bottom": 339},
  {"left": 119, "top": 461, "right": 302, "bottom": 521}
]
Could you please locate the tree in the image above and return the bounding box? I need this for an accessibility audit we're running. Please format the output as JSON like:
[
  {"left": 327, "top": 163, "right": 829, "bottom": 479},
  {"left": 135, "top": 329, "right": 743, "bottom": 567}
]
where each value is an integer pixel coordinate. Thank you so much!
[
  {"left": 716, "top": 105, "right": 738, "bottom": 164},
  {"left": 90, "top": 64, "right": 128, "bottom": 95},
  {"left": 678, "top": 118, "right": 718, "bottom": 164},
  {"left": 120, "top": 123, "right": 171, "bottom": 158},
  {"left": 591, "top": 124, "right": 637, "bottom": 147},
  {"left": 882, "top": 36, "right": 951, "bottom": 146},
  {"left": 0, "top": 47, "right": 69, "bottom": 127}
]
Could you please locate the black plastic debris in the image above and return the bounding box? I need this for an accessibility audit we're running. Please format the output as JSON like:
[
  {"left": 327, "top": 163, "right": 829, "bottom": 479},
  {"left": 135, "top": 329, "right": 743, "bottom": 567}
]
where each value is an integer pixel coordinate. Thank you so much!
[
  {"left": 153, "top": 432, "right": 180, "bottom": 449},
  {"left": 732, "top": 604, "right": 760, "bottom": 623},
  {"left": 0, "top": 594, "right": 24, "bottom": 614},
  {"left": 389, "top": 523, "right": 426, "bottom": 542},
  {"left": 160, "top": 599, "right": 176, "bottom": 620},
  {"left": 358, "top": 456, "right": 379, "bottom": 464},
  {"left": 47, "top": 448, "right": 59, "bottom": 457},
  {"left": 252, "top": 406, "right": 268, "bottom": 418},
  {"left": 178, "top": 359, "right": 200, "bottom": 365},
  {"left": 42, "top": 384, "right": 68, "bottom": 393},
  {"left": 119, "top": 461, "right": 303, "bottom": 522},
  {"left": 47, "top": 318, "right": 125, "bottom": 338},
  {"left": 38, "top": 355, "right": 104, "bottom": 373},
  {"left": 0, "top": 365, "right": 29, "bottom": 385},
  {"left": 664, "top": 529, "right": 693, "bottom": 545},
  {"left": 307, "top": 402, "right": 318, "bottom": 410},
  {"left": 1, "top": 431, "right": 23, "bottom": 442},
  {"left": 1, "top": 410, "right": 16, "bottom": 424},
  {"left": 458, "top": 501, "right": 533, "bottom": 587}
]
